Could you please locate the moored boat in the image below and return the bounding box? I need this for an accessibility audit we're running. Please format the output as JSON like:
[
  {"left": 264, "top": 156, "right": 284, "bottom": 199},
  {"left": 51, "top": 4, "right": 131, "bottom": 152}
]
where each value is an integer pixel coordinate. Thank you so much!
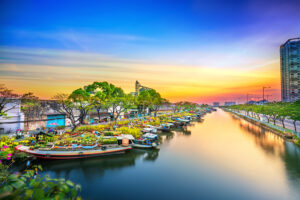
[
  {"left": 131, "top": 133, "right": 159, "bottom": 149},
  {"left": 142, "top": 125, "right": 158, "bottom": 133},
  {"left": 157, "top": 123, "right": 172, "bottom": 132},
  {"left": 15, "top": 145, "right": 132, "bottom": 160}
]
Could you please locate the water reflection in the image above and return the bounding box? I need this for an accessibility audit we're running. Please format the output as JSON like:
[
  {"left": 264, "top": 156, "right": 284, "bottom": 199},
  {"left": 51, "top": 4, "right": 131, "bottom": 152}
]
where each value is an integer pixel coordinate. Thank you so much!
[{"left": 235, "top": 115, "right": 285, "bottom": 157}]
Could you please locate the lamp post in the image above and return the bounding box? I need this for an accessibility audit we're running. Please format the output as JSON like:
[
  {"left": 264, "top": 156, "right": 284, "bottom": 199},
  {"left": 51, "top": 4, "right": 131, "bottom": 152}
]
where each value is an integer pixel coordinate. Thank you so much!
[{"left": 262, "top": 86, "right": 271, "bottom": 105}]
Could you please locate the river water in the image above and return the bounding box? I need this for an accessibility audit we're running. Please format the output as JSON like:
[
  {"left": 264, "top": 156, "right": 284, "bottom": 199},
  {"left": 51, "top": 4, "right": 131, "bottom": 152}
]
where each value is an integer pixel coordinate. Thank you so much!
[{"left": 38, "top": 109, "right": 300, "bottom": 200}]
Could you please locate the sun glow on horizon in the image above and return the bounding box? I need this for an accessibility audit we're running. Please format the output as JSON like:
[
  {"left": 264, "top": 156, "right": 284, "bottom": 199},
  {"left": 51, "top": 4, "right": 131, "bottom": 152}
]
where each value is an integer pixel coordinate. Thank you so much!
[{"left": 0, "top": 47, "right": 280, "bottom": 103}]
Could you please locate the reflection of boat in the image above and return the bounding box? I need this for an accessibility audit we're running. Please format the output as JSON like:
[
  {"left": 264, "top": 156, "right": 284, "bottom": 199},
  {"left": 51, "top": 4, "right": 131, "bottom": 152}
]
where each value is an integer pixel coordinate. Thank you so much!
[
  {"left": 15, "top": 145, "right": 132, "bottom": 160},
  {"left": 132, "top": 148, "right": 159, "bottom": 161},
  {"left": 131, "top": 133, "right": 159, "bottom": 149}
]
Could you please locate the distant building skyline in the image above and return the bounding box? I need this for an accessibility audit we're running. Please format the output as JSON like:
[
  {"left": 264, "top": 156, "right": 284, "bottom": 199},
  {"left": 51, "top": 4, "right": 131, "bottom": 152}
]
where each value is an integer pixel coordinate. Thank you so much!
[
  {"left": 213, "top": 102, "right": 220, "bottom": 107},
  {"left": 280, "top": 38, "right": 300, "bottom": 102}
]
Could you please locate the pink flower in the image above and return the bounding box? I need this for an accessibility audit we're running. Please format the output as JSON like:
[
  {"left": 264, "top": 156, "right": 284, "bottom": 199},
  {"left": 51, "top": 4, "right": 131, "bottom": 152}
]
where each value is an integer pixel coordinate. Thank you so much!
[
  {"left": 7, "top": 157, "right": 11, "bottom": 160},
  {"left": 8, "top": 153, "right": 12, "bottom": 157},
  {"left": 3, "top": 145, "right": 7, "bottom": 149}
]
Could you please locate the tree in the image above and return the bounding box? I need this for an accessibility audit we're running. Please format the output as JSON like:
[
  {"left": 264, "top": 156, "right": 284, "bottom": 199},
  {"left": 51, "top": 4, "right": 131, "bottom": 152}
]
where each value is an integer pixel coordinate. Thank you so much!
[
  {"left": 98, "top": 82, "right": 125, "bottom": 121},
  {"left": 172, "top": 102, "right": 183, "bottom": 113},
  {"left": 153, "top": 98, "right": 168, "bottom": 117},
  {"left": 69, "top": 88, "right": 92, "bottom": 124},
  {"left": 52, "top": 94, "right": 80, "bottom": 132},
  {"left": 0, "top": 84, "right": 19, "bottom": 118},
  {"left": 289, "top": 101, "right": 300, "bottom": 132},
  {"left": 83, "top": 82, "right": 111, "bottom": 122},
  {"left": 21, "top": 92, "right": 46, "bottom": 128},
  {"left": 137, "top": 90, "right": 151, "bottom": 115},
  {"left": 111, "top": 94, "right": 136, "bottom": 122},
  {"left": 137, "top": 89, "right": 165, "bottom": 116},
  {"left": 276, "top": 102, "right": 290, "bottom": 128}
]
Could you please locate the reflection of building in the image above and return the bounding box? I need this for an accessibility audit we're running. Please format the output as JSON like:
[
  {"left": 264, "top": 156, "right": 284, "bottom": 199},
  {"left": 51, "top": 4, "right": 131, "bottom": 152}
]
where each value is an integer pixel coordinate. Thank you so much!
[
  {"left": 280, "top": 38, "right": 300, "bottom": 102},
  {"left": 135, "top": 80, "right": 152, "bottom": 95},
  {"left": 224, "top": 102, "right": 236, "bottom": 106},
  {"left": 213, "top": 102, "right": 220, "bottom": 107}
]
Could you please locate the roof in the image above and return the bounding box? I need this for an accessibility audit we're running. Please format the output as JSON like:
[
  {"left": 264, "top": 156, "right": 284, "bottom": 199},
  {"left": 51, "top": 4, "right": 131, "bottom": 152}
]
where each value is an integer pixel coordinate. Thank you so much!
[{"left": 281, "top": 37, "right": 300, "bottom": 47}]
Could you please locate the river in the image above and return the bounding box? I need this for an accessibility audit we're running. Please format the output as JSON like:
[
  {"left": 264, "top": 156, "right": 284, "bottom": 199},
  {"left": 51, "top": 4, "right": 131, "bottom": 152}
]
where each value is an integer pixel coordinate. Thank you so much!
[{"left": 38, "top": 109, "right": 300, "bottom": 200}]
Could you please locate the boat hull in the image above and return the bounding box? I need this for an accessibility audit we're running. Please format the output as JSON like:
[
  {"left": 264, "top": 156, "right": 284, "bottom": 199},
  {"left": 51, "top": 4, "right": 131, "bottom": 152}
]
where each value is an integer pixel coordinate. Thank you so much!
[
  {"left": 15, "top": 145, "right": 132, "bottom": 160},
  {"left": 131, "top": 143, "right": 159, "bottom": 149}
]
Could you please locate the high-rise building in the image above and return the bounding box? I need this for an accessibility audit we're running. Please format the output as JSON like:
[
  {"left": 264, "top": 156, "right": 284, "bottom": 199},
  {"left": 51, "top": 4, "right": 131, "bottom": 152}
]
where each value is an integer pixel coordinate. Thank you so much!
[{"left": 280, "top": 38, "right": 300, "bottom": 102}]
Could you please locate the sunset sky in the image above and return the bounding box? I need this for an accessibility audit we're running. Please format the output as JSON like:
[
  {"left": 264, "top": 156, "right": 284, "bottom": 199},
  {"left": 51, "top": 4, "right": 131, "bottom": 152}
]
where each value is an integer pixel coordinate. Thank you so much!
[{"left": 1, "top": 0, "right": 300, "bottom": 104}]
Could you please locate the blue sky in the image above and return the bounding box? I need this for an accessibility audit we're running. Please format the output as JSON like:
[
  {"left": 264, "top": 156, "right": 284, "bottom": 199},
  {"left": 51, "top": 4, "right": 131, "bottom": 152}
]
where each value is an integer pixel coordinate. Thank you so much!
[{"left": 0, "top": 0, "right": 299, "bottom": 102}]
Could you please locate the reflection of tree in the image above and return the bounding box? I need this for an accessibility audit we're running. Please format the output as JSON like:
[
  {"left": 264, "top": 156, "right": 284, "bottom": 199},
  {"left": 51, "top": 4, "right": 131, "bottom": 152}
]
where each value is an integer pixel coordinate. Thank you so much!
[
  {"left": 236, "top": 116, "right": 300, "bottom": 183},
  {"left": 238, "top": 120, "right": 285, "bottom": 156},
  {"left": 281, "top": 142, "right": 300, "bottom": 179}
]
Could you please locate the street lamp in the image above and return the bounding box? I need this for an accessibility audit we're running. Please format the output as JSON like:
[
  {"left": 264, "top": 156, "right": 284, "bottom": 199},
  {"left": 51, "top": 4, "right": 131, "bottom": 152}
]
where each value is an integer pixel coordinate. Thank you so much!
[{"left": 262, "top": 86, "right": 271, "bottom": 105}]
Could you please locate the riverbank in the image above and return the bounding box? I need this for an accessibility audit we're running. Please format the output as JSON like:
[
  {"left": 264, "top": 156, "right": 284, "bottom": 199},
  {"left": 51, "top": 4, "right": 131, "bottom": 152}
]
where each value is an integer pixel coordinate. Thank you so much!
[{"left": 224, "top": 108, "right": 300, "bottom": 146}]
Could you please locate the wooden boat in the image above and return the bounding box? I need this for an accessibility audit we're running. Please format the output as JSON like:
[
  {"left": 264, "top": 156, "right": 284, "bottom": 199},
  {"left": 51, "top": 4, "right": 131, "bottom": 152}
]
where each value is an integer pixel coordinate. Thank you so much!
[
  {"left": 157, "top": 124, "right": 171, "bottom": 132},
  {"left": 142, "top": 125, "right": 158, "bottom": 133},
  {"left": 131, "top": 133, "right": 159, "bottom": 149},
  {"left": 15, "top": 145, "right": 132, "bottom": 160},
  {"left": 131, "top": 140, "right": 159, "bottom": 149}
]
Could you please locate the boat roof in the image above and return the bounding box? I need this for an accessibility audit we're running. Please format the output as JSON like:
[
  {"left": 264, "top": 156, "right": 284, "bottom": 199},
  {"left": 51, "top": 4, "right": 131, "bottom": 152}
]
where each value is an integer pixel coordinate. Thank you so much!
[{"left": 143, "top": 133, "right": 158, "bottom": 139}]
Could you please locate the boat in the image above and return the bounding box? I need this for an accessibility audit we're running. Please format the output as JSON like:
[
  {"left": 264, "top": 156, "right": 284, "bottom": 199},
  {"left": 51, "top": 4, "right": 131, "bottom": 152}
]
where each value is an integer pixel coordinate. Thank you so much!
[
  {"left": 183, "top": 116, "right": 192, "bottom": 122},
  {"left": 131, "top": 133, "right": 159, "bottom": 149},
  {"left": 172, "top": 117, "right": 190, "bottom": 126},
  {"left": 157, "top": 123, "right": 172, "bottom": 132},
  {"left": 142, "top": 125, "right": 157, "bottom": 133},
  {"left": 15, "top": 145, "right": 132, "bottom": 160}
]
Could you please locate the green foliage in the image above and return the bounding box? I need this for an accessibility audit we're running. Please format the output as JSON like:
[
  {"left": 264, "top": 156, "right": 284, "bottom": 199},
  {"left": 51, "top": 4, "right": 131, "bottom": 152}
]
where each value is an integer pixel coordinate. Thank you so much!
[
  {"left": 0, "top": 164, "right": 81, "bottom": 199},
  {"left": 227, "top": 101, "right": 300, "bottom": 132}
]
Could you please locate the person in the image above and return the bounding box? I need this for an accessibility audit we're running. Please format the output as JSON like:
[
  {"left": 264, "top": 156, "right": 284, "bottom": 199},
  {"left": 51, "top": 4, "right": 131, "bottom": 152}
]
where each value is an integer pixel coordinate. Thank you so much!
[{"left": 35, "top": 134, "right": 39, "bottom": 143}]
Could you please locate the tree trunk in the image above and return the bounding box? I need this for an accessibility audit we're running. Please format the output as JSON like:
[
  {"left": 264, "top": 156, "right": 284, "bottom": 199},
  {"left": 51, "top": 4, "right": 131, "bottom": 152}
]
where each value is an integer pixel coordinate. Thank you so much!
[
  {"left": 71, "top": 125, "right": 77, "bottom": 132},
  {"left": 281, "top": 118, "right": 285, "bottom": 129},
  {"left": 293, "top": 120, "right": 297, "bottom": 132},
  {"left": 97, "top": 108, "right": 101, "bottom": 123}
]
